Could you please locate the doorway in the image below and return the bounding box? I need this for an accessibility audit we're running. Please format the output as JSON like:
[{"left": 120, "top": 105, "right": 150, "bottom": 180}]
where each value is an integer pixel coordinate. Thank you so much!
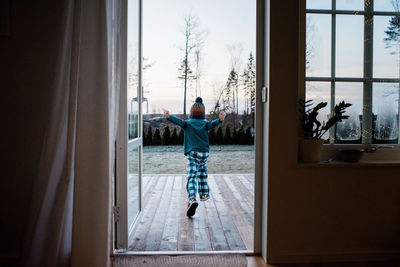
[{"left": 115, "top": 0, "right": 263, "bottom": 254}]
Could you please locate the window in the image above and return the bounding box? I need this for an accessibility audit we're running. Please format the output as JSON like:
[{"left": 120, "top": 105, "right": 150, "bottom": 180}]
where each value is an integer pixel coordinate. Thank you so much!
[{"left": 306, "top": 0, "right": 400, "bottom": 145}]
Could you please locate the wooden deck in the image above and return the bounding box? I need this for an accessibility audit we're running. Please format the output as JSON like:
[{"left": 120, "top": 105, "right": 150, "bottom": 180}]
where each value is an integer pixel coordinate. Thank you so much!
[{"left": 128, "top": 174, "right": 254, "bottom": 252}]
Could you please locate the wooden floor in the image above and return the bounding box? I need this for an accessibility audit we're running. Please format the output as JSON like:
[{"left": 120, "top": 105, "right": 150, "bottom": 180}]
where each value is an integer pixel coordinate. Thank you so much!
[{"left": 128, "top": 174, "right": 254, "bottom": 252}]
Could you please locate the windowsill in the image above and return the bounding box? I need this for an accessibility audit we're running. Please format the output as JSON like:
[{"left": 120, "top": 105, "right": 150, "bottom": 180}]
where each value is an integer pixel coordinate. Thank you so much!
[{"left": 297, "top": 144, "right": 400, "bottom": 167}]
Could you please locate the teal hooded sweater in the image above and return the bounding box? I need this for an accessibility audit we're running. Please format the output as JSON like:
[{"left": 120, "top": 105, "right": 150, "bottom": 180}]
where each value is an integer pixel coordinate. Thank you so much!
[{"left": 167, "top": 115, "right": 221, "bottom": 155}]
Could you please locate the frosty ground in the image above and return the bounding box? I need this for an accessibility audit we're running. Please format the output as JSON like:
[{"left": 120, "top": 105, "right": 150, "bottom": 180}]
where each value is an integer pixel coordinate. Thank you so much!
[{"left": 142, "top": 145, "right": 255, "bottom": 174}]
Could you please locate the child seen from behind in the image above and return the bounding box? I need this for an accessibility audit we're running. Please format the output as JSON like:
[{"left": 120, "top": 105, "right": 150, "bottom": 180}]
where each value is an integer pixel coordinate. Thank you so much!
[{"left": 163, "top": 97, "right": 226, "bottom": 217}]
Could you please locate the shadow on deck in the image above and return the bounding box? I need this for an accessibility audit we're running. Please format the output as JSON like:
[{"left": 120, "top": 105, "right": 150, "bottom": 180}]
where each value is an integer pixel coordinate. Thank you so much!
[{"left": 128, "top": 174, "right": 254, "bottom": 252}]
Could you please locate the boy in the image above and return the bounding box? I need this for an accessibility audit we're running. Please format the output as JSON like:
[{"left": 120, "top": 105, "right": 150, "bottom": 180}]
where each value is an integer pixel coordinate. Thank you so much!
[{"left": 163, "top": 97, "right": 226, "bottom": 217}]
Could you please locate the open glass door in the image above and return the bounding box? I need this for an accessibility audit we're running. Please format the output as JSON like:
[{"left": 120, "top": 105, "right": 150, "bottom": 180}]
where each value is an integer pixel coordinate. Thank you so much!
[{"left": 116, "top": 0, "right": 143, "bottom": 249}]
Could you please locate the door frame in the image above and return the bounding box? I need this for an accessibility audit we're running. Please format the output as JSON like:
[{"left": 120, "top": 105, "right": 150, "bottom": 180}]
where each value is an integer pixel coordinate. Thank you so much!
[
  {"left": 115, "top": 0, "right": 143, "bottom": 250},
  {"left": 113, "top": 0, "right": 269, "bottom": 258}
]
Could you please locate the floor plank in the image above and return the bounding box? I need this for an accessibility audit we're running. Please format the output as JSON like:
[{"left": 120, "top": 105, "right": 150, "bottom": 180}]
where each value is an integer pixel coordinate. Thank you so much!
[
  {"left": 208, "top": 175, "right": 246, "bottom": 250},
  {"left": 145, "top": 176, "right": 175, "bottom": 251},
  {"left": 159, "top": 175, "right": 182, "bottom": 251},
  {"left": 178, "top": 175, "right": 195, "bottom": 251},
  {"left": 129, "top": 176, "right": 168, "bottom": 250}
]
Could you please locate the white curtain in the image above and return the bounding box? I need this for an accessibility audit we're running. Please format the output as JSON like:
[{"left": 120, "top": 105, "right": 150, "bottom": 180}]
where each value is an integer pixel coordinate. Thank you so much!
[{"left": 22, "top": 0, "right": 121, "bottom": 266}]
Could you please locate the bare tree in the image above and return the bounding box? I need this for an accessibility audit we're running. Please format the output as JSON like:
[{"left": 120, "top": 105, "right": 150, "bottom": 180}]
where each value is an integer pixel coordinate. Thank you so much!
[
  {"left": 227, "top": 43, "right": 243, "bottom": 115},
  {"left": 306, "top": 16, "right": 315, "bottom": 72},
  {"left": 384, "top": 0, "right": 400, "bottom": 142},
  {"left": 177, "top": 15, "right": 207, "bottom": 116}
]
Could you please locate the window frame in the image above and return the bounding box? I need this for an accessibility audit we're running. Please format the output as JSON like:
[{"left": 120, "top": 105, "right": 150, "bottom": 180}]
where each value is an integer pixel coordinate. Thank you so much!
[{"left": 305, "top": 0, "right": 400, "bottom": 145}]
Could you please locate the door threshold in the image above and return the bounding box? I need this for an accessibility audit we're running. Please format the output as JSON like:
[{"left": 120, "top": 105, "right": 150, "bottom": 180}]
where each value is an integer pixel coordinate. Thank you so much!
[{"left": 113, "top": 250, "right": 253, "bottom": 256}]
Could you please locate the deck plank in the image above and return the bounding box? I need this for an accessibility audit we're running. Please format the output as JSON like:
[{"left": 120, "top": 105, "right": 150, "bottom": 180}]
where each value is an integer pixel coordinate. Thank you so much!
[
  {"left": 203, "top": 175, "right": 230, "bottom": 251},
  {"left": 145, "top": 175, "right": 175, "bottom": 251},
  {"left": 193, "top": 197, "right": 213, "bottom": 251},
  {"left": 212, "top": 175, "right": 254, "bottom": 250},
  {"left": 159, "top": 175, "right": 183, "bottom": 251},
  {"left": 208, "top": 175, "right": 246, "bottom": 250},
  {"left": 177, "top": 175, "right": 195, "bottom": 251},
  {"left": 129, "top": 176, "right": 168, "bottom": 250}
]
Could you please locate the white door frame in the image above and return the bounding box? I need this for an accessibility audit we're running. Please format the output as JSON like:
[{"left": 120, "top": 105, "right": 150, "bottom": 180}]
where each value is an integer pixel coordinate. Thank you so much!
[
  {"left": 115, "top": 0, "right": 143, "bottom": 250},
  {"left": 114, "top": 0, "right": 269, "bottom": 259}
]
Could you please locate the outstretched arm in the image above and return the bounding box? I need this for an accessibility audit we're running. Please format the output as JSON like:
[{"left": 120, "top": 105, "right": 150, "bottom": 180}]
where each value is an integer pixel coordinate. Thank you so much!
[
  {"left": 206, "top": 111, "right": 226, "bottom": 130},
  {"left": 164, "top": 109, "right": 187, "bottom": 129}
]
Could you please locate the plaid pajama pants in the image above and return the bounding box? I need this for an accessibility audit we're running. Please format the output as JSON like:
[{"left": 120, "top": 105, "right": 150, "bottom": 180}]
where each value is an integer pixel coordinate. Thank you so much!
[{"left": 186, "top": 151, "right": 209, "bottom": 200}]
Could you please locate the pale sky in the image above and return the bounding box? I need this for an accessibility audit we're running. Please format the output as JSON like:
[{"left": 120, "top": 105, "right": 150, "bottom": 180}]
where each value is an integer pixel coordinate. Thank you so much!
[
  {"left": 306, "top": 0, "right": 400, "bottom": 131},
  {"left": 128, "top": 0, "right": 256, "bottom": 114}
]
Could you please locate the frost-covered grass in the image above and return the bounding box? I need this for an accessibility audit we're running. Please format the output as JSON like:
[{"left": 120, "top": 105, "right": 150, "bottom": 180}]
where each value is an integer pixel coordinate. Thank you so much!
[{"left": 143, "top": 145, "right": 255, "bottom": 174}]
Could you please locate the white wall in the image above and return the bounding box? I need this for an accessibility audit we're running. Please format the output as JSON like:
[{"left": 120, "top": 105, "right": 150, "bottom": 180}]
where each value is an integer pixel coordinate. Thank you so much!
[
  {"left": 266, "top": 0, "right": 400, "bottom": 263},
  {"left": 1, "top": 1, "right": 64, "bottom": 265}
]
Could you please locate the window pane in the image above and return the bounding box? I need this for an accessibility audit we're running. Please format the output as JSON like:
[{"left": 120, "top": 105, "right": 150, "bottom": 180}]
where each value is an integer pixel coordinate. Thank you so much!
[
  {"left": 336, "top": 15, "right": 364, "bottom": 77},
  {"left": 373, "top": 16, "right": 400, "bottom": 79},
  {"left": 374, "top": 1, "right": 399, "bottom": 12},
  {"left": 306, "top": 0, "right": 331, "bottom": 10},
  {"left": 128, "top": 0, "right": 139, "bottom": 140},
  {"left": 128, "top": 146, "right": 140, "bottom": 233},
  {"left": 373, "top": 83, "right": 399, "bottom": 143},
  {"left": 306, "top": 82, "right": 331, "bottom": 139},
  {"left": 306, "top": 14, "right": 331, "bottom": 77},
  {"left": 336, "top": 0, "right": 364, "bottom": 10},
  {"left": 335, "top": 82, "right": 363, "bottom": 142}
]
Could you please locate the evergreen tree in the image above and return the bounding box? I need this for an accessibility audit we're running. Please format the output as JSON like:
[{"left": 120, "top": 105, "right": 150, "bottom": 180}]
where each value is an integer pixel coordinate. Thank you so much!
[
  {"left": 208, "top": 129, "right": 216, "bottom": 145},
  {"left": 171, "top": 128, "right": 179, "bottom": 145},
  {"left": 153, "top": 128, "right": 162, "bottom": 145},
  {"left": 245, "top": 127, "right": 254, "bottom": 145},
  {"left": 216, "top": 127, "right": 224, "bottom": 145},
  {"left": 178, "top": 129, "right": 184, "bottom": 145},
  {"left": 223, "top": 69, "right": 238, "bottom": 113},
  {"left": 225, "top": 125, "right": 233, "bottom": 144},
  {"left": 162, "top": 126, "right": 171, "bottom": 145},
  {"left": 232, "top": 127, "right": 239, "bottom": 144},
  {"left": 237, "top": 126, "right": 245, "bottom": 145},
  {"left": 241, "top": 52, "right": 256, "bottom": 123},
  {"left": 146, "top": 126, "right": 153, "bottom": 146}
]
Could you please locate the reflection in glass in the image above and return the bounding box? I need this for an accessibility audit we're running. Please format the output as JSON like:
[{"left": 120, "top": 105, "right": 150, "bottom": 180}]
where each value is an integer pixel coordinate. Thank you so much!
[
  {"left": 374, "top": 1, "right": 399, "bottom": 12},
  {"left": 336, "top": 0, "right": 363, "bottom": 10},
  {"left": 306, "top": 82, "right": 331, "bottom": 139},
  {"left": 128, "top": 147, "right": 140, "bottom": 234},
  {"left": 336, "top": 15, "right": 364, "bottom": 77},
  {"left": 306, "top": 0, "right": 331, "bottom": 10},
  {"left": 335, "top": 82, "right": 362, "bottom": 142},
  {"left": 373, "top": 83, "right": 399, "bottom": 143},
  {"left": 374, "top": 16, "right": 400, "bottom": 78},
  {"left": 306, "top": 14, "right": 331, "bottom": 77},
  {"left": 128, "top": 0, "right": 139, "bottom": 140}
]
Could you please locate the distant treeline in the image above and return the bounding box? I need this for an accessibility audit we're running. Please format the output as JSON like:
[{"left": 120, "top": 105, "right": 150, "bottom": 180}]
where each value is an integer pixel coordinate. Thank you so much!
[{"left": 143, "top": 125, "right": 254, "bottom": 146}]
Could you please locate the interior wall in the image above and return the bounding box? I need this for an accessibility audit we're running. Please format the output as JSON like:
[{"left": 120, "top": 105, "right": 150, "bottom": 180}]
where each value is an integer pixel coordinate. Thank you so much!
[
  {"left": 1, "top": 1, "right": 63, "bottom": 265},
  {"left": 267, "top": 0, "right": 400, "bottom": 263}
]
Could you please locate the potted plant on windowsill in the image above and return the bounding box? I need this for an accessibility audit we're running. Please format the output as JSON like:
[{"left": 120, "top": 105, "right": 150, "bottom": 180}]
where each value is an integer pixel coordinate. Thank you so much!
[{"left": 299, "top": 100, "right": 352, "bottom": 162}]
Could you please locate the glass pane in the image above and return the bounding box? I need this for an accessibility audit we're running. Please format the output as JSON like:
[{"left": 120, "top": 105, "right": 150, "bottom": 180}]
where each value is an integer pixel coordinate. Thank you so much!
[
  {"left": 374, "top": 16, "right": 400, "bottom": 78},
  {"left": 374, "top": 1, "right": 399, "bottom": 12},
  {"left": 336, "top": 0, "right": 364, "bottom": 10},
  {"left": 336, "top": 15, "right": 364, "bottom": 77},
  {"left": 306, "top": 0, "right": 331, "bottom": 10},
  {"left": 335, "top": 82, "right": 363, "bottom": 142},
  {"left": 373, "top": 83, "right": 399, "bottom": 143},
  {"left": 305, "top": 82, "right": 331, "bottom": 139},
  {"left": 128, "top": 146, "right": 140, "bottom": 235},
  {"left": 306, "top": 14, "right": 331, "bottom": 77},
  {"left": 128, "top": 0, "right": 139, "bottom": 140}
]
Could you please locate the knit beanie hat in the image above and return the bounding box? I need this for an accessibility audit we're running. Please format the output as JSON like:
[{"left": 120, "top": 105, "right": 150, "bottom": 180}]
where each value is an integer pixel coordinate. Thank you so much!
[{"left": 190, "top": 97, "right": 205, "bottom": 119}]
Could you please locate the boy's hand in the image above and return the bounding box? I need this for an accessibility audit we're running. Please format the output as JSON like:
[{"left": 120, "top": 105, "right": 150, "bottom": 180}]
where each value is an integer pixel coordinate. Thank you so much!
[
  {"left": 219, "top": 111, "right": 226, "bottom": 122},
  {"left": 163, "top": 109, "right": 170, "bottom": 119}
]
